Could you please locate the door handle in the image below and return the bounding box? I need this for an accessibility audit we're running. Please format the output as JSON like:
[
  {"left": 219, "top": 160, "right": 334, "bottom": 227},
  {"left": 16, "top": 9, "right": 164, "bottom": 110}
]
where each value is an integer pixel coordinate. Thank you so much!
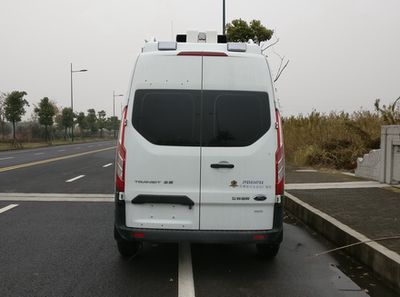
[{"left": 210, "top": 163, "right": 234, "bottom": 169}]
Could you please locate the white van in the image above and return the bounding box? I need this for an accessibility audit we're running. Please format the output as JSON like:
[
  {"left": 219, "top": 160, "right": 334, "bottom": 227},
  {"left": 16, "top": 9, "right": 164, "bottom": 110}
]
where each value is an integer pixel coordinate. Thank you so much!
[{"left": 114, "top": 31, "right": 285, "bottom": 258}]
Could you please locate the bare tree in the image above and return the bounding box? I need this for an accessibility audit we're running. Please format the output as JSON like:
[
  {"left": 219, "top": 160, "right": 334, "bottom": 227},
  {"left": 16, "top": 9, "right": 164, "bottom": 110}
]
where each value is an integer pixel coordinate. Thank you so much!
[{"left": 261, "top": 37, "right": 290, "bottom": 82}]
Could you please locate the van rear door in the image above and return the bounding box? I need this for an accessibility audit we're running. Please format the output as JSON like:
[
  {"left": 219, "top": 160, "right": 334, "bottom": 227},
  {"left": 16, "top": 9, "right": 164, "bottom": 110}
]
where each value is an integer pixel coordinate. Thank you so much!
[
  {"left": 125, "top": 54, "right": 202, "bottom": 230},
  {"left": 200, "top": 55, "right": 276, "bottom": 230}
]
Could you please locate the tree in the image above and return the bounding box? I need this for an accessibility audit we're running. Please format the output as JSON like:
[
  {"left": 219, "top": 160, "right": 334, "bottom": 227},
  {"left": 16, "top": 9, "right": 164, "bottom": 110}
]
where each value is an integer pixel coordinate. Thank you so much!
[
  {"left": 4, "top": 91, "right": 29, "bottom": 141},
  {"left": 34, "top": 97, "right": 56, "bottom": 142},
  {"left": 61, "top": 107, "right": 74, "bottom": 140},
  {"left": 112, "top": 116, "right": 120, "bottom": 138},
  {"left": 105, "top": 116, "right": 120, "bottom": 138},
  {"left": 0, "top": 92, "right": 7, "bottom": 140},
  {"left": 226, "top": 19, "right": 273, "bottom": 43},
  {"left": 97, "top": 110, "right": 106, "bottom": 137},
  {"left": 86, "top": 109, "right": 98, "bottom": 134},
  {"left": 226, "top": 19, "right": 289, "bottom": 82},
  {"left": 76, "top": 112, "right": 88, "bottom": 137}
]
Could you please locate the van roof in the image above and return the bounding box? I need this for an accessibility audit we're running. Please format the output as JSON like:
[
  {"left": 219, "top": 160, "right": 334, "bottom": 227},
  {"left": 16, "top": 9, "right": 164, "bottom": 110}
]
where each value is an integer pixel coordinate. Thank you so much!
[{"left": 142, "top": 41, "right": 262, "bottom": 55}]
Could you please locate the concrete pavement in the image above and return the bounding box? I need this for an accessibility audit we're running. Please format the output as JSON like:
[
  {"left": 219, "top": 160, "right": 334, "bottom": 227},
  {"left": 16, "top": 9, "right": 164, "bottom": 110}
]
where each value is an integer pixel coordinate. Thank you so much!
[{"left": 285, "top": 165, "right": 400, "bottom": 294}]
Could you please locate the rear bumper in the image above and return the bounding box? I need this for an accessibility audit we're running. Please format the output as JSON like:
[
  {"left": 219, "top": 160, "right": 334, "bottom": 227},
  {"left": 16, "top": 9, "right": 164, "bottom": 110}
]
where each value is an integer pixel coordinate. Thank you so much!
[
  {"left": 115, "top": 224, "right": 283, "bottom": 244},
  {"left": 114, "top": 193, "right": 283, "bottom": 244}
]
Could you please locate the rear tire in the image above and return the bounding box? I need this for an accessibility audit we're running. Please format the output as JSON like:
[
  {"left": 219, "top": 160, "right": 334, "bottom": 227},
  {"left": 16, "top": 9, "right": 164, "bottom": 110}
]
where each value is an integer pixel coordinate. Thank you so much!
[
  {"left": 117, "top": 240, "right": 141, "bottom": 258},
  {"left": 256, "top": 243, "right": 280, "bottom": 259}
]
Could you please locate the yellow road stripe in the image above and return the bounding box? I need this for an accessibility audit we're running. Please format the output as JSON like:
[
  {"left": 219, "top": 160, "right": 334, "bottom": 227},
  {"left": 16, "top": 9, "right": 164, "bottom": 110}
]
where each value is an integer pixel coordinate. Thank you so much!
[{"left": 0, "top": 146, "right": 115, "bottom": 173}]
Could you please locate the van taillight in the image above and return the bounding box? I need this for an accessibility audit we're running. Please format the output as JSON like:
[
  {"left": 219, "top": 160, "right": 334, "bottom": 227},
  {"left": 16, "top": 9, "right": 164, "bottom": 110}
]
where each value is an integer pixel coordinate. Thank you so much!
[
  {"left": 275, "top": 109, "right": 285, "bottom": 196},
  {"left": 116, "top": 105, "right": 128, "bottom": 192}
]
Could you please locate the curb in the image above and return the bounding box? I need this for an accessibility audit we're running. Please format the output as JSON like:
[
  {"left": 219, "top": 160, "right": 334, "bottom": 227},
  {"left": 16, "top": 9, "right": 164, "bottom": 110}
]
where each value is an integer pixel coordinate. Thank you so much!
[{"left": 284, "top": 191, "right": 400, "bottom": 294}]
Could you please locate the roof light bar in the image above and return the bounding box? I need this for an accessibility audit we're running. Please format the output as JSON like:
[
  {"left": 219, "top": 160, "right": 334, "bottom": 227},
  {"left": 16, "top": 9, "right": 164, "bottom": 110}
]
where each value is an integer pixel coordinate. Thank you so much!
[
  {"left": 227, "top": 42, "right": 247, "bottom": 52},
  {"left": 158, "top": 41, "right": 177, "bottom": 51},
  {"left": 176, "top": 33, "right": 227, "bottom": 43}
]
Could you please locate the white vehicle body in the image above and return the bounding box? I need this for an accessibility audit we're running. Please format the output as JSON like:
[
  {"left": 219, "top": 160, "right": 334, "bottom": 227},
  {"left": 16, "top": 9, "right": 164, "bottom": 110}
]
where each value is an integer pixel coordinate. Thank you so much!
[{"left": 114, "top": 32, "right": 284, "bottom": 252}]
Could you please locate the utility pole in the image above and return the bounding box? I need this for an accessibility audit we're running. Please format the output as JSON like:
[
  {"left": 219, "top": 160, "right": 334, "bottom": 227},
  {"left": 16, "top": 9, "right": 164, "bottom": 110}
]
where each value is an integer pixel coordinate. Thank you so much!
[
  {"left": 113, "top": 90, "right": 115, "bottom": 118},
  {"left": 222, "top": 0, "right": 226, "bottom": 35}
]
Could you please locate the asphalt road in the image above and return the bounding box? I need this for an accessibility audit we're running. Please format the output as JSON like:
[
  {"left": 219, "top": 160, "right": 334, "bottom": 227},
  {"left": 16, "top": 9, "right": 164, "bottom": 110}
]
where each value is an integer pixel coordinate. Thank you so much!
[
  {"left": 0, "top": 140, "right": 116, "bottom": 193},
  {"left": 0, "top": 141, "right": 397, "bottom": 297},
  {"left": 0, "top": 140, "right": 115, "bottom": 168},
  {"left": 0, "top": 201, "right": 379, "bottom": 297}
]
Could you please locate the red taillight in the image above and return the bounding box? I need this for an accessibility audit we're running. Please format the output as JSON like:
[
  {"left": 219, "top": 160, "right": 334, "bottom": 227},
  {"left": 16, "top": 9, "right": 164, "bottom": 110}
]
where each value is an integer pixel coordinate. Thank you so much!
[
  {"left": 275, "top": 109, "right": 285, "bottom": 196},
  {"left": 131, "top": 232, "right": 145, "bottom": 238},
  {"left": 116, "top": 105, "right": 128, "bottom": 192},
  {"left": 177, "top": 51, "right": 228, "bottom": 57},
  {"left": 253, "top": 234, "right": 266, "bottom": 241}
]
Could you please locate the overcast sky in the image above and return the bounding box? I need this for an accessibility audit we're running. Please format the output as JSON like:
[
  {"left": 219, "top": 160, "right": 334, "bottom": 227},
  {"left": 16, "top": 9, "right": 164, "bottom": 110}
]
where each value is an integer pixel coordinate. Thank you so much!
[{"left": 1, "top": 0, "right": 399, "bottom": 118}]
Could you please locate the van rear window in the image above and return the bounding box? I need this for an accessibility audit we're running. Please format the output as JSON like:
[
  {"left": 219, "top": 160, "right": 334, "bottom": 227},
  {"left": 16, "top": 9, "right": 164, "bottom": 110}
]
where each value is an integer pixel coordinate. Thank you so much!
[
  {"left": 202, "top": 91, "right": 270, "bottom": 147},
  {"left": 132, "top": 90, "right": 270, "bottom": 147},
  {"left": 132, "top": 90, "right": 200, "bottom": 146}
]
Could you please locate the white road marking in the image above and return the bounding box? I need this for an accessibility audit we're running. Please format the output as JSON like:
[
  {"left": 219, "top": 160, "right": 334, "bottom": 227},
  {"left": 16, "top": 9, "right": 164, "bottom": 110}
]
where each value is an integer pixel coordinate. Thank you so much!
[
  {"left": 75, "top": 147, "right": 81, "bottom": 149},
  {"left": 58, "top": 149, "right": 66, "bottom": 152},
  {"left": 88, "top": 145, "right": 93, "bottom": 148},
  {"left": 0, "top": 204, "right": 19, "bottom": 214},
  {"left": 102, "top": 163, "right": 113, "bottom": 168},
  {"left": 342, "top": 172, "right": 356, "bottom": 177},
  {"left": 178, "top": 242, "right": 196, "bottom": 297},
  {"left": 34, "top": 152, "right": 45, "bottom": 155},
  {"left": 0, "top": 157, "right": 14, "bottom": 160},
  {"left": 66, "top": 175, "right": 85, "bottom": 183},
  {"left": 0, "top": 193, "right": 113, "bottom": 202},
  {"left": 295, "top": 169, "right": 318, "bottom": 173},
  {"left": 285, "top": 181, "right": 389, "bottom": 190}
]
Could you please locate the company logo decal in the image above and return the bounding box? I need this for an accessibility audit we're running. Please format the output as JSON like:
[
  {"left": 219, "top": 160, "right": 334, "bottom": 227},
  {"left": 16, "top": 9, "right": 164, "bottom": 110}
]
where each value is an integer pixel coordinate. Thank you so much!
[
  {"left": 229, "top": 179, "right": 272, "bottom": 189},
  {"left": 230, "top": 180, "right": 238, "bottom": 187}
]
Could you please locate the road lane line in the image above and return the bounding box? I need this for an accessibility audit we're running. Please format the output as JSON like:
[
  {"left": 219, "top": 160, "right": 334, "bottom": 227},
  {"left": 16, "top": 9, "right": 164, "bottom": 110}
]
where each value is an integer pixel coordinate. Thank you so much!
[
  {"left": 285, "top": 181, "right": 389, "bottom": 190},
  {"left": 0, "top": 193, "right": 113, "bottom": 202},
  {"left": 88, "top": 145, "right": 93, "bottom": 148},
  {"left": 58, "top": 149, "right": 66, "bottom": 152},
  {"left": 75, "top": 147, "right": 81, "bottom": 149},
  {"left": 0, "top": 146, "right": 115, "bottom": 173},
  {"left": 0, "top": 204, "right": 19, "bottom": 214},
  {"left": 0, "top": 157, "right": 14, "bottom": 160},
  {"left": 178, "top": 242, "right": 195, "bottom": 297},
  {"left": 295, "top": 169, "right": 318, "bottom": 173},
  {"left": 66, "top": 175, "right": 85, "bottom": 183},
  {"left": 102, "top": 163, "right": 113, "bottom": 168},
  {"left": 34, "top": 152, "right": 45, "bottom": 155}
]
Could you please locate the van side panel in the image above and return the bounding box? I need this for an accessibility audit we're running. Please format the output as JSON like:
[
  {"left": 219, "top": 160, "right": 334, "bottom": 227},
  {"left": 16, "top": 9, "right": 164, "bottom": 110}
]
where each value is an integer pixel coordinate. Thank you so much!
[
  {"left": 124, "top": 54, "right": 202, "bottom": 230},
  {"left": 200, "top": 55, "right": 277, "bottom": 230}
]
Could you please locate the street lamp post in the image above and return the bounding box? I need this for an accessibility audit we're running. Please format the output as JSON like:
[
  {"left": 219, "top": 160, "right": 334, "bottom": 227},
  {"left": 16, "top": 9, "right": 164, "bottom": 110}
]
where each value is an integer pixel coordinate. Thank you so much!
[
  {"left": 70, "top": 63, "right": 87, "bottom": 142},
  {"left": 113, "top": 91, "right": 124, "bottom": 138},
  {"left": 222, "top": 0, "right": 226, "bottom": 35}
]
